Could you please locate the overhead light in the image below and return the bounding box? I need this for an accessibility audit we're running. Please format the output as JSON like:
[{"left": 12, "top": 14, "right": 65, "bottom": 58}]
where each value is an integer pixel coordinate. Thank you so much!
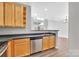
[{"left": 44, "top": 8, "right": 48, "bottom": 11}]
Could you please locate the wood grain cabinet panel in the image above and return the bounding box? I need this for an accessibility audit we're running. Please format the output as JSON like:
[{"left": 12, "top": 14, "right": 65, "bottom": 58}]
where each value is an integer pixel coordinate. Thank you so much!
[
  {"left": 5, "top": 3, "right": 15, "bottom": 27},
  {"left": 43, "top": 35, "right": 56, "bottom": 51},
  {"left": 49, "top": 36, "right": 56, "bottom": 48},
  {"left": 42, "top": 37, "right": 49, "bottom": 51},
  {"left": 13, "top": 38, "right": 30, "bottom": 57},
  {"left": 7, "top": 40, "right": 14, "bottom": 57},
  {"left": 14, "top": 42, "right": 28, "bottom": 57},
  {"left": 24, "top": 39, "right": 30, "bottom": 56},
  {"left": 0, "top": 3, "right": 4, "bottom": 27},
  {"left": 7, "top": 38, "right": 31, "bottom": 57},
  {"left": 15, "top": 4, "right": 26, "bottom": 28},
  {"left": 15, "top": 4, "right": 21, "bottom": 27},
  {"left": 0, "top": 2, "right": 26, "bottom": 28}
]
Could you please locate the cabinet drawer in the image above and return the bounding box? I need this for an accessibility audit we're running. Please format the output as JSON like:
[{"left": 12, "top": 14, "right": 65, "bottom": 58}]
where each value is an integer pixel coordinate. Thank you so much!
[{"left": 14, "top": 38, "right": 30, "bottom": 44}]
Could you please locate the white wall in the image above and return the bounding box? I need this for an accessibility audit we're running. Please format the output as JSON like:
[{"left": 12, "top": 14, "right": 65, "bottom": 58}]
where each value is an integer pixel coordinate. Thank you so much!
[
  {"left": 31, "top": 2, "right": 68, "bottom": 19},
  {"left": 48, "top": 20, "right": 68, "bottom": 38},
  {"left": 31, "top": 2, "right": 68, "bottom": 38}
]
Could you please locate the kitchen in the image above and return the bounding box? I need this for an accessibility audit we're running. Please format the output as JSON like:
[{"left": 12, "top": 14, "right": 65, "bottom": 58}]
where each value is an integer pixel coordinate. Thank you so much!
[{"left": 0, "top": 2, "right": 68, "bottom": 57}]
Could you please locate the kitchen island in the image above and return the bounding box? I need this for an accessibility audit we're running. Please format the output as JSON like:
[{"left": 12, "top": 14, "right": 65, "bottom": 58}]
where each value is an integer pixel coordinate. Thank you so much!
[{"left": 0, "top": 30, "right": 59, "bottom": 57}]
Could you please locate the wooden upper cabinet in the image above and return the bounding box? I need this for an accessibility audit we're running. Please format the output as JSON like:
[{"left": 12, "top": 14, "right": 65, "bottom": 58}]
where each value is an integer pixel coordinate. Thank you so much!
[
  {"left": 0, "top": 2, "right": 26, "bottom": 28},
  {"left": 15, "top": 4, "right": 26, "bottom": 28},
  {"left": 0, "top": 3, "right": 4, "bottom": 27},
  {"left": 15, "top": 4, "right": 21, "bottom": 27},
  {"left": 5, "top": 3, "right": 15, "bottom": 27}
]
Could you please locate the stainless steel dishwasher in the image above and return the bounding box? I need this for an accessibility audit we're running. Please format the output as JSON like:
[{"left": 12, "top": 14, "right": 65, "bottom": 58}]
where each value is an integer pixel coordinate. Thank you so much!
[{"left": 31, "top": 37, "right": 43, "bottom": 54}]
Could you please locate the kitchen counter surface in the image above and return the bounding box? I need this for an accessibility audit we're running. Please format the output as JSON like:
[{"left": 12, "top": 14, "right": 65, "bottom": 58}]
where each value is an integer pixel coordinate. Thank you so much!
[
  {"left": 0, "top": 30, "right": 59, "bottom": 42},
  {"left": 0, "top": 30, "right": 59, "bottom": 36},
  {"left": 0, "top": 33, "right": 55, "bottom": 42}
]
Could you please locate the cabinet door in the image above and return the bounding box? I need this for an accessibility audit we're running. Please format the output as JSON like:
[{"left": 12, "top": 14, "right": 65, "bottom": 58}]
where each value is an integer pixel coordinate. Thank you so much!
[
  {"left": 5, "top": 3, "right": 15, "bottom": 27},
  {"left": 25, "top": 39, "right": 30, "bottom": 56},
  {"left": 15, "top": 4, "right": 22, "bottom": 27},
  {"left": 13, "top": 39, "right": 30, "bottom": 57},
  {"left": 0, "top": 3, "right": 4, "bottom": 26},
  {"left": 14, "top": 43, "right": 27, "bottom": 57},
  {"left": 42, "top": 37, "right": 49, "bottom": 50},
  {"left": 7, "top": 40, "right": 14, "bottom": 57},
  {"left": 49, "top": 36, "right": 56, "bottom": 48},
  {"left": 15, "top": 4, "right": 26, "bottom": 27}
]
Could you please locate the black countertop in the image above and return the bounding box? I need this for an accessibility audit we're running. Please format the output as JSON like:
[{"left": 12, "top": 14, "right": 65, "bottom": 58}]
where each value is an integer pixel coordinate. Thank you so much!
[
  {"left": 0, "top": 32, "right": 56, "bottom": 36},
  {"left": 0, "top": 30, "right": 59, "bottom": 36},
  {"left": 0, "top": 32, "right": 56, "bottom": 42}
]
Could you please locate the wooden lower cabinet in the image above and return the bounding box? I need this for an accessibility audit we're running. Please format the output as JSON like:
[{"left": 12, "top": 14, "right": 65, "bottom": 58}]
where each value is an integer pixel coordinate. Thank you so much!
[
  {"left": 42, "top": 37, "right": 49, "bottom": 50},
  {"left": 14, "top": 43, "right": 29, "bottom": 57},
  {"left": 49, "top": 36, "right": 56, "bottom": 48},
  {"left": 42, "top": 35, "right": 56, "bottom": 51},
  {"left": 7, "top": 40, "right": 14, "bottom": 57},
  {"left": 7, "top": 38, "right": 31, "bottom": 57},
  {"left": 7, "top": 35, "right": 56, "bottom": 57}
]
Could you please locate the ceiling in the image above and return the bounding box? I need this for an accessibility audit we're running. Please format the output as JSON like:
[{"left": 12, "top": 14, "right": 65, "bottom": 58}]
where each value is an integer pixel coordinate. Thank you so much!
[{"left": 26, "top": 2, "right": 68, "bottom": 21}]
